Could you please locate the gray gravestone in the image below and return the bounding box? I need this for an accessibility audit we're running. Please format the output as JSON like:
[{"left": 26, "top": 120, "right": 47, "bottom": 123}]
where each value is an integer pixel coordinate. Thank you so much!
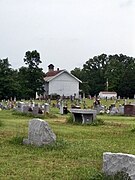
[
  {"left": 32, "top": 106, "right": 39, "bottom": 115},
  {"left": 103, "top": 152, "right": 135, "bottom": 179},
  {"left": 23, "top": 118, "right": 56, "bottom": 146},
  {"left": 22, "top": 105, "right": 29, "bottom": 113}
]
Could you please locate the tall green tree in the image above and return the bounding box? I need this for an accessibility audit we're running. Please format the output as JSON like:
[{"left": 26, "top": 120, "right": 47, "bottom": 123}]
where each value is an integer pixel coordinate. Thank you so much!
[
  {"left": 18, "top": 50, "right": 45, "bottom": 99},
  {"left": 82, "top": 54, "right": 109, "bottom": 96},
  {"left": 105, "top": 54, "right": 135, "bottom": 98},
  {"left": 0, "top": 58, "right": 20, "bottom": 99}
]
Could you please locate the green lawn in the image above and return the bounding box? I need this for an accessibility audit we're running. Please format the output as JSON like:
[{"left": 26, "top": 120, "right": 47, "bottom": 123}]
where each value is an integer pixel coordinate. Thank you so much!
[{"left": 0, "top": 109, "right": 135, "bottom": 179}]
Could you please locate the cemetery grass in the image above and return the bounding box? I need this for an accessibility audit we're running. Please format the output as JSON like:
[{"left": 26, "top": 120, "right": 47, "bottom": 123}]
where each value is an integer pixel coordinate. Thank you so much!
[{"left": 0, "top": 110, "right": 135, "bottom": 179}]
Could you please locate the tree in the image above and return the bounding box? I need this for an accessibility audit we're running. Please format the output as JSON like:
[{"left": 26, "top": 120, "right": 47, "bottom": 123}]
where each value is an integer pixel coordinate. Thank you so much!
[
  {"left": 0, "top": 58, "right": 20, "bottom": 99},
  {"left": 71, "top": 54, "right": 135, "bottom": 98},
  {"left": 105, "top": 54, "right": 135, "bottom": 98},
  {"left": 19, "top": 50, "right": 45, "bottom": 99},
  {"left": 24, "top": 50, "right": 41, "bottom": 68},
  {"left": 82, "top": 54, "right": 109, "bottom": 96}
]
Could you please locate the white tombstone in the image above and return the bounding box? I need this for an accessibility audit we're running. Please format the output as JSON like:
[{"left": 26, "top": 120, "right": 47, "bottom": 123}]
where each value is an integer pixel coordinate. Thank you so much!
[
  {"left": 44, "top": 103, "right": 49, "bottom": 114},
  {"left": 103, "top": 152, "right": 135, "bottom": 179},
  {"left": 23, "top": 119, "right": 56, "bottom": 146}
]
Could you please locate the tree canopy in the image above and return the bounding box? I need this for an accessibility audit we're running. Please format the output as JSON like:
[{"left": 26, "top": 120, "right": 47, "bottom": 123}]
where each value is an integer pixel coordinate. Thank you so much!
[
  {"left": 0, "top": 50, "right": 45, "bottom": 100},
  {"left": 71, "top": 54, "right": 135, "bottom": 98},
  {"left": 18, "top": 50, "right": 45, "bottom": 99}
]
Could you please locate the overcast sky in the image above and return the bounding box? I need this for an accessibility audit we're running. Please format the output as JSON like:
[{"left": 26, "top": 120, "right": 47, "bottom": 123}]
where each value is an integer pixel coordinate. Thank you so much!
[{"left": 0, "top": 0, "right": 135, "bottom": 72}]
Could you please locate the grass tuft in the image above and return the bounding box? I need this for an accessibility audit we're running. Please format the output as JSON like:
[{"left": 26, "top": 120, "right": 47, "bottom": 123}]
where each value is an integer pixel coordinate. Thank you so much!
[
  {"left": 9, "top": 136, "right": 24, "bottom": 145},
  {"left": 43, "top": 138, "right": 69, "bottom": 151}
]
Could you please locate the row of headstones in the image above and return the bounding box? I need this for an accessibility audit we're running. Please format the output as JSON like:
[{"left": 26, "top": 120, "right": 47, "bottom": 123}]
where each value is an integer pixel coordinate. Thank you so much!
[
  {"left": 94, "top": 104, "right": 125, "bottom": 115},
  {"left": 24, "top": 118, "right": 135, "bottom": 179},
  {"left": 16, "top": 102, "right": 50, "bottom": 115}
]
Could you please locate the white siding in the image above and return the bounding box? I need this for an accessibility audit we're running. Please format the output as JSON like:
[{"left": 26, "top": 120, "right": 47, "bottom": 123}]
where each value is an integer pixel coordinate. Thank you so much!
[
  {"left": 99, "top": 92, "right": 117, "bottom": 99},
  {"left": 48, "top": 72, "right": 79, "bottom": 97}
]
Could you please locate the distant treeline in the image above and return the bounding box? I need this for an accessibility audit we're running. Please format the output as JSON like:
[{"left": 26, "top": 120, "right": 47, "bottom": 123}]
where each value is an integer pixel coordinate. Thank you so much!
[
  {"left": 71, "top": 54, "right": 135, "bottom": 98},
  {"left": 0, "top": 52, "right": 135, "bottom": 100}
]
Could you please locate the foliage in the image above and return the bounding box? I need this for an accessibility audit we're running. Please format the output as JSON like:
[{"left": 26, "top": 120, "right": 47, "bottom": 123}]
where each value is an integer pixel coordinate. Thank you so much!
[
  {"left": 18, "top": 50, "right": 45, "bottom": 99},
  {"left": 71, "top": 54, "right": 135, "bottom": 98},
  {"left": 0, "top": 58, "right": 20, "bottom": 99}
]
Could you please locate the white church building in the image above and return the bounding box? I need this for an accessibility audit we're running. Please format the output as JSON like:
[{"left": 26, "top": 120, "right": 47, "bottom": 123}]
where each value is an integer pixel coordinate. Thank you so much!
[{"left": 44, "top": 64, "right": 82, "bottom": 98}]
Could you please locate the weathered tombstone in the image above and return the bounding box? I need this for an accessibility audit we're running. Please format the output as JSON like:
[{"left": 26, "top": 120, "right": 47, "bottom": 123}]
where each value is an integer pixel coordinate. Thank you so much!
[
  {"left": 118, "top": 105, "right": 124, "bottom": 115},
  {"left": 110, "top": 106, "right": 118, "bottom": 115},
  {"left": 16, "top": 102, "right": 25, "bottom": 112},
  {"left": 33, "top": 106, "right": 39, "bottom": 115},
  {"left": 22, "top": 105, "right": 29, "bottom": 113},
  {"left": 23, "top": 118, "right": 56, "bottom": 146},
  {"left": 103, "top": 152, "right": 135, "bottom": 179}
]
